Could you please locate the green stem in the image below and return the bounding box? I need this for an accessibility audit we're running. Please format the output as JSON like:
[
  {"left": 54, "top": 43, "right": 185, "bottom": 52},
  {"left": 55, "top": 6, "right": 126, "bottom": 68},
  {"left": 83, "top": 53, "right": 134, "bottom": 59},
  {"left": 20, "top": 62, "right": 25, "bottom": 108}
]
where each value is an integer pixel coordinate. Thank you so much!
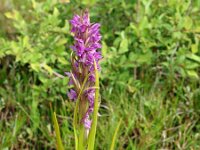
[
  {"left": 78, "top": 125, "right": 85, "bottom": 150},
  {"left": 78, "top": 96, "right": 88, "bottom": 150},
  {"left": 73, "top": 74, "right": 89, "bottom": 150}
]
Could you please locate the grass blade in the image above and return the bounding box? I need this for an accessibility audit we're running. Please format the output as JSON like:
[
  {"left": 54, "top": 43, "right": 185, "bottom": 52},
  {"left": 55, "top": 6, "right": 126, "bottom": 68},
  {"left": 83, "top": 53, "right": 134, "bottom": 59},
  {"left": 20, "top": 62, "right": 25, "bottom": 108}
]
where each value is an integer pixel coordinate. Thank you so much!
[{"left": 110, "top": 119, "right": 122, "bottom": 150}]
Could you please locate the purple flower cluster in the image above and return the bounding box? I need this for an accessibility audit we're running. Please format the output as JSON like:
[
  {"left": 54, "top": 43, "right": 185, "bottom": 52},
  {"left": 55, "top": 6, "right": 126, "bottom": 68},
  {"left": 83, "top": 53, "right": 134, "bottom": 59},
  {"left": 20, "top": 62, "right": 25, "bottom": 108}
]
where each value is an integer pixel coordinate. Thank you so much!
[{"left": 67, "top": 11, "right": 102, "bottom": 129}]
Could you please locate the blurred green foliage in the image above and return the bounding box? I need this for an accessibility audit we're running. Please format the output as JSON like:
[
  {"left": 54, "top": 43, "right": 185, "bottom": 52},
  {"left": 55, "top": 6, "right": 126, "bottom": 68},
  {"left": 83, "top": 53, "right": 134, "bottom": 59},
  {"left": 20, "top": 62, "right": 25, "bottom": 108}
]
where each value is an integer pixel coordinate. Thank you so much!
[{"left": 0, "top": 0, "right": 200, "bottom": 149}]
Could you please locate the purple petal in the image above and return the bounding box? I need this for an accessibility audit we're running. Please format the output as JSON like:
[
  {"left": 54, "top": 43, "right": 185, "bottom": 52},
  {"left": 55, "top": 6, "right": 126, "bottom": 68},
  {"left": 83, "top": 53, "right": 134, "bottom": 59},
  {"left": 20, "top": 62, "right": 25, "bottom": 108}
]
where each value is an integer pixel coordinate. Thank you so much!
[
  {"left": 82, "top": 113, "right": 91, "bottom": 129},
  {"left": 67, "top": 89, "right": 77, "bottom": 101}
]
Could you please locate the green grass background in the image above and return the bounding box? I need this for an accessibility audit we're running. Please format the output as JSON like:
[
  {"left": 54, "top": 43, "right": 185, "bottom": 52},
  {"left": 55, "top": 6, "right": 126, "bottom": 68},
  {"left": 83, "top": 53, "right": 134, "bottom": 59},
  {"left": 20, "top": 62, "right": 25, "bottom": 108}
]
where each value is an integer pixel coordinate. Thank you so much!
[{"left": 0, "top": 0, "right": 200, "bottom": 149}]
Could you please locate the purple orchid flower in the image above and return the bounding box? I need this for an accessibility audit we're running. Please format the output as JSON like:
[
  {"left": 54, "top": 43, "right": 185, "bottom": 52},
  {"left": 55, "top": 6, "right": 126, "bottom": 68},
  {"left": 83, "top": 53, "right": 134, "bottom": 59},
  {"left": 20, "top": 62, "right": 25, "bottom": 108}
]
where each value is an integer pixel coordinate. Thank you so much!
[{"left": 67, "top": 11, "right": 102, "bottom": 129}]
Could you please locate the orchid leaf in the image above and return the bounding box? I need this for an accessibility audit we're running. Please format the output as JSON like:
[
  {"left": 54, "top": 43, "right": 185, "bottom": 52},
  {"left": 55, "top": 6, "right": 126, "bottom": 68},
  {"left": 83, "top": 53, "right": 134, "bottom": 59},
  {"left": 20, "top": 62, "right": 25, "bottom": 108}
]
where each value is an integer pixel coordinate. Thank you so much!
[
  {"left": 52, "top": 112, "right": 64, "bottom": 150},
  {"left": 88, "top": 60, "right": 100, "bottom": 150}
]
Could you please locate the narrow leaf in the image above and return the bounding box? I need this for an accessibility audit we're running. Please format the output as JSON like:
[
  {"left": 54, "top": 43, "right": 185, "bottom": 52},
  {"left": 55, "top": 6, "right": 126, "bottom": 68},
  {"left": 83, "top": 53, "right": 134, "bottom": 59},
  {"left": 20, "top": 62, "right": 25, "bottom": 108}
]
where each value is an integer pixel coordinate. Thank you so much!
[
  {"left": 52, "top": 112, "right": 64, "bottom": 150},
  {"left": 88, "top": 60, "right": 99, "bottom": 150},
  {"left": 110, "top": 119, "right": 122, "bottom": 150}
]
